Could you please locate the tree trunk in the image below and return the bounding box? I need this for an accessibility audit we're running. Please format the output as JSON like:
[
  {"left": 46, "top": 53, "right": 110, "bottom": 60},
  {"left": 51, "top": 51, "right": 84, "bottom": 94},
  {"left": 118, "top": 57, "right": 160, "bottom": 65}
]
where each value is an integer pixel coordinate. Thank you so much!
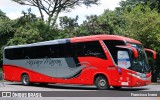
[
  {"left": 51, "top": 11, "right": 60, "bottom": 28},
  {"left": 47, "top": 9, "right": 61, "bottom": 28},
  {"left": 36, "top": 0, "right": 44, "bottom": 21}
]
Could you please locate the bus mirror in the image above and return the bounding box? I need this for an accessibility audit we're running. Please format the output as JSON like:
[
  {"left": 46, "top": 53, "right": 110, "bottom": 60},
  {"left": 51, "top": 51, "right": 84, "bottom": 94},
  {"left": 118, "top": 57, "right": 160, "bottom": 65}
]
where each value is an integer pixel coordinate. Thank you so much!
[
  {"left": 144, "top": 48, "right": 156, "bottom": 59},
  {"left": 116, "top": 45, "right": 138, "bottom": 58},
  {"left": 130, "top": 47, "right": 138, "bottom": 58}
]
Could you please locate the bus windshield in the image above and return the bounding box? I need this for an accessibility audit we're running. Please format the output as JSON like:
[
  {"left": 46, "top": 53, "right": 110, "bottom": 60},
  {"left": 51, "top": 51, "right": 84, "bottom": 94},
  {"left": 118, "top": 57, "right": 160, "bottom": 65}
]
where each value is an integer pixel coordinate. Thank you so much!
[
  {"left": 130, "top": 43, "right": 151, "bottom": 73},
  {"left": 103, "top": 40, "right": 150, "bottom": 74}
]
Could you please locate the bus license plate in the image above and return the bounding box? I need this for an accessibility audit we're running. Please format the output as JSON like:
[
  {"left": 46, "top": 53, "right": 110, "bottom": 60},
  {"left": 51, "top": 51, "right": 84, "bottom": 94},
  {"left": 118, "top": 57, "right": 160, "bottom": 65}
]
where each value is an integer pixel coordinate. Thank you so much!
[{"left": 121, "top": 82, "right": 128, "bottom": 86}]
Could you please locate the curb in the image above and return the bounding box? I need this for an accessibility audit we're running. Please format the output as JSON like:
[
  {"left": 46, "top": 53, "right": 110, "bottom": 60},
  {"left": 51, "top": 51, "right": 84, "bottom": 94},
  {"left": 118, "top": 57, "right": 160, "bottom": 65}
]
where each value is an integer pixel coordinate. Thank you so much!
[{"left": 150, "top": 82, "right": 160, "bottom": 85}]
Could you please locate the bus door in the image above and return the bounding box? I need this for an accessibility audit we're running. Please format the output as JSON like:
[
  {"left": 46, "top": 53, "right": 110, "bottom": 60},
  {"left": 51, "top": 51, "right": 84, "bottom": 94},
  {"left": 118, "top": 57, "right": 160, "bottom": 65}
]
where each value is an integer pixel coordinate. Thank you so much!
[
  {"left": 103, "top": 40, "right": 131, "bottom": 86},
  {"left": 66, "top": 41, "right": 106, "bottom": 84},
  {"left": 116, "top": 49, "right": 132, "bottom": 86}
]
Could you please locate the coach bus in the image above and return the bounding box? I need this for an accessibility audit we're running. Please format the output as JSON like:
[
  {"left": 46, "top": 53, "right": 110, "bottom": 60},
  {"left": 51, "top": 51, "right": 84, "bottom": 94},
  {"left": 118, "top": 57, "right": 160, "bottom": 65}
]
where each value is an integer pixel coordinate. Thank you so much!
[{"left": 2, "top": 35, "right": 156, "bottom": 90}]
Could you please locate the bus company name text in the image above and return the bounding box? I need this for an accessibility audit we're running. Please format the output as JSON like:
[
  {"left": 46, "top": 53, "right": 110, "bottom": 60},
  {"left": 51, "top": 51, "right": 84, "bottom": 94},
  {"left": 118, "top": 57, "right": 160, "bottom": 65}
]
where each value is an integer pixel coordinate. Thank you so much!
[{"left": 25, "top": 57, "right": 62, "bottom": 66}]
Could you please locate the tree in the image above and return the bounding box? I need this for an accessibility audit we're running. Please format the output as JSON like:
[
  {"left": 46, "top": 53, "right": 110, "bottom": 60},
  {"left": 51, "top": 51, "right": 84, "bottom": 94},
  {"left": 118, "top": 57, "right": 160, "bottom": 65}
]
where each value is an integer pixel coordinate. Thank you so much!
[
  {"left": 78, "top": 15, "right": 103, "bottom": 35},
  {"left": 12, "top": 0, "right": 100, "bottom": 27},
  {"left": 118, "top": 0, "right": 160, "bottom": 13},
  {"left": 77, "top": 10, "right": 123, "bottom": 36},
  {"left": 0, "top": 10, "right": 9, "bottom": 19},
  {"left": 98, "top": 9, "right": 124, "bottom": 35},
  {"left": 7, "top": 10, "right": 60, "bottom": 46},
  {"left": 120, "top": 3, "right": 160, "bottom": 52},
  {"left": 59, "top": 15, "right": 79, "bottom": 35},
  {"left": 0, "top": 10, "right": 15, "bottom": 67}
]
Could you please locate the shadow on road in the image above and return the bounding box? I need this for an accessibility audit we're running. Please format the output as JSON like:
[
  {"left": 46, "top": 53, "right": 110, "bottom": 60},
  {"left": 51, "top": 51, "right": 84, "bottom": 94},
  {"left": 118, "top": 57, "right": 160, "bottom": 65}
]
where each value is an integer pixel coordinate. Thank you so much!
[{"left": 7, "top": 82, "right": 149, "bottom": 91}]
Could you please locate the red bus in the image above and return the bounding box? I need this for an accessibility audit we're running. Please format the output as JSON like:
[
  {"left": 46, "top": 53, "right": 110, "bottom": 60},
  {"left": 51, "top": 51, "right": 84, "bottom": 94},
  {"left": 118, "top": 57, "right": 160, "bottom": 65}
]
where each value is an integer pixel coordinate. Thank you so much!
[{"left": 2, "top": 35, "right": 156, "bottom": 90}]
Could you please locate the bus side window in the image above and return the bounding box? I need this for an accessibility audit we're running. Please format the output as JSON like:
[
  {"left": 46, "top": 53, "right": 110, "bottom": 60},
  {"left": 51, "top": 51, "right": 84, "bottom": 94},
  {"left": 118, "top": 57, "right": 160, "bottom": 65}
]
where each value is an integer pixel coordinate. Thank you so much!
[
  {"left": 25, "top": 47, "right": 36, "bottom": 59},
  {"left": 69, "top": 41, "right": 107, "bottom": 60},
  {"left": 5, "top": 48, "right": 25, "bottom": 60},
  {"left": 69, "top": 43, "right": 84, "bottom": 57},
  {"left": 49, "top": 45, "right": 59, "bottom": 58},
  {"left": 48, "top": 44, "right": 69, "bottom": 58},
  {"left": 58, "top": 44, "right": 68, "bottom": 58},
  {"left": 83, "top": 41, "right": 107, "bottom": 59}
]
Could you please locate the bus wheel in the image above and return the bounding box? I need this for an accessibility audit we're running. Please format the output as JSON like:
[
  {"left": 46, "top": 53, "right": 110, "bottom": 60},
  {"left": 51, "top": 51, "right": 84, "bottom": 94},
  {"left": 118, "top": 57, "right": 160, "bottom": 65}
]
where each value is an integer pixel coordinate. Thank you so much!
[
  {"left": 21, "top": 74, "right": 30, "bottom": 86},
  {"left": 95, "top": 76, "right": 109, "bottom": 90},
  {"left": 113, "top": 86, "right": 122, "bottom": 90}
]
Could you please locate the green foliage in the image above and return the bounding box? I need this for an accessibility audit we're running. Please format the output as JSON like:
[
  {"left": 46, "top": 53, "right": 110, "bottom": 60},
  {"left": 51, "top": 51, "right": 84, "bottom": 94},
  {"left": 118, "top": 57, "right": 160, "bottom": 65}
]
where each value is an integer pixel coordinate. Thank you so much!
[
  {"left": 118, "top": 0, "right": 160, "bottom": 13},
  {"left": 59, "top": 15, "right": 79, "bottom": 36},
  {"left": 7, "top": 12, "right": 60, "bottom": 45},
  {"left": 0, "top": 10, "right": 15, "bottom": 67},
  {"left": 76, "top": 10, "right": 124, "bottom": 36},
  {"left": 0, "top": 10, "right": 8, "bottom": 19},
  {"left": 98, "top": 9, "right": 124, "bottom": 35},
  {"left": 0, "top": 10, "right": 14, "bottom": 39},
  {"left": 77, "top": 15, "right": 106, "bottom": 36},
  {"left": 120, "top": 3, "right": 160, "bottom": 52},
  {"left": 80, "top": 15, "right": 102, "bottom": 35}
]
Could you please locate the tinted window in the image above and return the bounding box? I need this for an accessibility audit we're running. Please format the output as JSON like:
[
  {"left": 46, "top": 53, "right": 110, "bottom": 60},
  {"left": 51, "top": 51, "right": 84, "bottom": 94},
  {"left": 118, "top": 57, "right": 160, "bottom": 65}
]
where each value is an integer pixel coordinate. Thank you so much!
[
  {"left": 69, "top": 41, "right": 107, "bottom": 59},
  {"left": 5, "top": 43, "right": 68, "bottom": 60},
  {"left": 103, "top": 40, "right": 125, "bottom": 64},
  {"left": 5, "top": 48, "right": 25, "bottom": 60},
  {"left": 5, "top": 41, "right": 106, "bottom": 60}
]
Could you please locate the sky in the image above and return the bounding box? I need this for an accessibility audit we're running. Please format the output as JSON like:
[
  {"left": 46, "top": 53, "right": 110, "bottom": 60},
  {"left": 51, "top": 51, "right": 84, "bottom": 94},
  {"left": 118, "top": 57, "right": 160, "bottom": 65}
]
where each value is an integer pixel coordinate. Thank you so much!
[{"left": 0, "top": 0, "right": 123, "bottom": 24}]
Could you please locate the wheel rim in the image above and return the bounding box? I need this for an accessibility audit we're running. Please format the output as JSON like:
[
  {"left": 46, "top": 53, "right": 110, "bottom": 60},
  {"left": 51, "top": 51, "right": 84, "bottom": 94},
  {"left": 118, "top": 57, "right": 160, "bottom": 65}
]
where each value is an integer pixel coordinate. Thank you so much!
[
  {"left": 99, "top": 79, "right": 106, "bottom": 87},
  {"left": 23, "top": 76, "right": 29, "bottom": 84}
]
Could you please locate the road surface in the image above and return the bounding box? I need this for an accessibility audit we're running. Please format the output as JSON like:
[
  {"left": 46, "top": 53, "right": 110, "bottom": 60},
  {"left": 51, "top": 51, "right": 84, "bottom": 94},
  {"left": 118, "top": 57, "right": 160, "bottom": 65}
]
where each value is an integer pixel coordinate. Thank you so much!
[{"left": 0, "top": 82, "right": 160, "bottom": 100}]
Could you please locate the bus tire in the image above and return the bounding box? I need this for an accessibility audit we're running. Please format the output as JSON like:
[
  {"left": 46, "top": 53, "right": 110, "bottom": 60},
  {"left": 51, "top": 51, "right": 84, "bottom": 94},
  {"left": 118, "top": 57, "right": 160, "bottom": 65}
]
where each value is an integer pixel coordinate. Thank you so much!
[
  {"left": 113, "top": 86, "right": 122, "bottom": 90},
  {"left": 21, "top": 74, "right": 30, "bottom": 86},
  {"left": 95, "top": 76, "right": 109, "bottom": 90}
]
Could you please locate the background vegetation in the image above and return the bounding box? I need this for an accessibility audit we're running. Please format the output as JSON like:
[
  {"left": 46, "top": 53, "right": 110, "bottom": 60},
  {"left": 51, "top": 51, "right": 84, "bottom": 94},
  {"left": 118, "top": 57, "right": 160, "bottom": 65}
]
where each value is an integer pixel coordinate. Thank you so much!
[{"left": 0, "top": 0, "right": 160, "bottom": 75}]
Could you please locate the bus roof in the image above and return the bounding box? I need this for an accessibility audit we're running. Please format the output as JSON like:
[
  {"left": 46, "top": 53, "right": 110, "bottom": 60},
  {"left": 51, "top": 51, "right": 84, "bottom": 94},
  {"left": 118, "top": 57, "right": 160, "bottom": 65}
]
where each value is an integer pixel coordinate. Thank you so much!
[
  {"left": 70, "top": 34, "right": 141, "bottom": 44},
  {"left": 4, "top": 39, "right": 69, "bottom": 49},
  {"left": 4, "top": 34, "right": 141, "bottom": 49}
]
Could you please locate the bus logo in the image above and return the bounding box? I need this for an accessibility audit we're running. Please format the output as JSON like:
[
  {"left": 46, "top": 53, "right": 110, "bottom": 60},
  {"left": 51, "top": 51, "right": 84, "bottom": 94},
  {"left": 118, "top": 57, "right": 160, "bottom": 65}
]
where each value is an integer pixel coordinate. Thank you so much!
[{"left": 2, "top": 92, "right": 11, "bottom": 97}]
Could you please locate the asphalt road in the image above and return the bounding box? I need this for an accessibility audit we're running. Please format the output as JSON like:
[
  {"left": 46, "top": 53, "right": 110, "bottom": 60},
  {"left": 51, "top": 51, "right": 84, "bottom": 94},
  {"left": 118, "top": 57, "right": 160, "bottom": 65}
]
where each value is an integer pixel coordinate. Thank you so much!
[
  {"left": 0, "top": 82, "right": 160, "bottom": 100},
  {"left": 1, "top": 81, "right": 160, "bottom": 91}
]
